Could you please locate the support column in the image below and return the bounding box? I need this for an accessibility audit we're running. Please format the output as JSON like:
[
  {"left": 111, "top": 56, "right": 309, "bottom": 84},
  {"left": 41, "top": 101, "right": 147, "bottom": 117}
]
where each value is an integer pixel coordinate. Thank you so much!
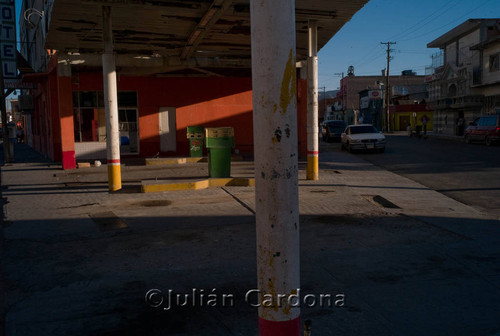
[
  {"left": 57, "top": 62, "right": 76, "bottom": 169},
  {"left": 306, "top": 20, "right": 319, "bottom": 180},
  {"left": 102, "top": 6, "right": 121, "bottom": 191},
  {"left": 250, "top": 1, "right": 300, "bottom": 335}
]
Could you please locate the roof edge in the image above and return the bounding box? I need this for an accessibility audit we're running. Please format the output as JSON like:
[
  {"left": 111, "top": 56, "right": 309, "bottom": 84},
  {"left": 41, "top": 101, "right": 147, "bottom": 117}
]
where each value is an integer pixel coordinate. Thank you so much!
[{"left": 427, "top": 19, "right": 499, "bottom": 48}]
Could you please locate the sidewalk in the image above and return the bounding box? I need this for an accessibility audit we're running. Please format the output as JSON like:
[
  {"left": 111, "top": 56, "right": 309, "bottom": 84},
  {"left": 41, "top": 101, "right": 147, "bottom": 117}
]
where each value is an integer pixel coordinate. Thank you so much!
[{"left": 1, "top": 143, "right": 500, "bottom": 335}]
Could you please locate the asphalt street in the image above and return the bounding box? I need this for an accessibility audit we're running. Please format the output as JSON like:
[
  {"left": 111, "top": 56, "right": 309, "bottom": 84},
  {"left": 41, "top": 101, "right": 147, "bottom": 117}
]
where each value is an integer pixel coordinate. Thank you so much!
[{"left": 322, "top": 134, "right": 500, "bottom": 219}]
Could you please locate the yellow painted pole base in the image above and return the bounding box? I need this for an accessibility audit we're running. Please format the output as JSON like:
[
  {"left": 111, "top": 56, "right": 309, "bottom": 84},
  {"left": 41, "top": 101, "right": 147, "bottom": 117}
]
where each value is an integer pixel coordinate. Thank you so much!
[
  {"left": 306, "top": 155, "right": 318, "bottom": 180},
  {"left": 108, "top": 164, "right": 122, "bottom": 191}
]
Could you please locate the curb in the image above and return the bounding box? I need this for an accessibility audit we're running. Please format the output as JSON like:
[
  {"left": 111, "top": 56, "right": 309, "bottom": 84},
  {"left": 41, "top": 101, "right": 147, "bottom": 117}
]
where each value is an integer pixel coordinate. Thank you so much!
[
  {"left": 141, "top": 177, "right": 255, "bottom": 193},
  {"left": 145, "top": 155, "right": 244, "bottom": 166},
  {"left": 145, "top": 157, "right": 207, "bottom": 165}
]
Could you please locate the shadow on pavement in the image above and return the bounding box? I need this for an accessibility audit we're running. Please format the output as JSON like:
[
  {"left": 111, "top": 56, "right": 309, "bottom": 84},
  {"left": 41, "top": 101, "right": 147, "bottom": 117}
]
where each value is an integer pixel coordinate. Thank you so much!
[{"left": 1, "top": 213, "right": 500, "bottom": 336}]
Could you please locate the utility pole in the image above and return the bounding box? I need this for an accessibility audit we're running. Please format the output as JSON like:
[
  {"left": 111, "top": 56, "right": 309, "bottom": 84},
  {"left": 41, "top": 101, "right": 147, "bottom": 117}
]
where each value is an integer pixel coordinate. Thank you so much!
[
  {"left": 381, "top": 42, "right": 396, "bottom": 132},
  {"left": 334, "top": 72, "right": 344, "bottom": 119},
  {"left": 319, "top": 86, "right": 327, "bottom": 117}
]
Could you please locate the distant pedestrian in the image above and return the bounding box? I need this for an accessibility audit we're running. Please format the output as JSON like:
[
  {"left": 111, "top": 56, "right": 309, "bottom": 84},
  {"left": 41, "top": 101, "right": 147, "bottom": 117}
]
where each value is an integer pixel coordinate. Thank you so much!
[
  {"left": 422, "top": 118, "right": 428, "bottom": 136},
  {"left": 16, "top": 127, "right": 24, "bottom": 143},
  {"left": 407, "top": 124, "right": 412, "bottom": 137}
]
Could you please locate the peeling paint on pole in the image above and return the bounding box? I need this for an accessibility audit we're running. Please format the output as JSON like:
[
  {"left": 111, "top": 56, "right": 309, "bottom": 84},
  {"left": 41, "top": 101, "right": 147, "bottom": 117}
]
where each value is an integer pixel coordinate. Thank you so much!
[
  {"left": 250, "top": 0, "right": 300, "bottom": 334},
  {"left": 279, "top": 50, "right": 297, "bottom": 115}
]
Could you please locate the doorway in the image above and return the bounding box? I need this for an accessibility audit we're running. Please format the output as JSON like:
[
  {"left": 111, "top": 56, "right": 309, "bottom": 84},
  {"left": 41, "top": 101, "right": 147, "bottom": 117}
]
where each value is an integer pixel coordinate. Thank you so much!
[
  {"left": 159, "top": 107, "right": 177, "bottom": 152},
  {"left": 399, "top": 115, "right": 411, "bottom": 131}
]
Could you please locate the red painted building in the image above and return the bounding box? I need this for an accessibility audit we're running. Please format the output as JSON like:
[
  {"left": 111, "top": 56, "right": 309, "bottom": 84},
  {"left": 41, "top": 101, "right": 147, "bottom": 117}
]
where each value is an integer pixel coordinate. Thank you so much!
[{"left": 26, "top": 54, "right": 309, "bottom": 169}]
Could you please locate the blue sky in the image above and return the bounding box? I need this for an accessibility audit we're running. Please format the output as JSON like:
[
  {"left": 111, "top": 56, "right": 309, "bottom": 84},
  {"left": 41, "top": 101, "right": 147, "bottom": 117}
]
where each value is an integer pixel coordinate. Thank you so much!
[
  {"left": 15, "top": 0, "right": 21, "bottom": 27},
  {"left": 14, "top": 0, "right": 499, "bottom": 92},
  {"left": 319, "top": 0, "right": 500, "bottom": 91}
]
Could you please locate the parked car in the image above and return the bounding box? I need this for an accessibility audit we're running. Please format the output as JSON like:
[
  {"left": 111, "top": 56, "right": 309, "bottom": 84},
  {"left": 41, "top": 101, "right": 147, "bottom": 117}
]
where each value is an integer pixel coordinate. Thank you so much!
[
  {"left": 321, "top": 120, "right": 346, "bottom": 142},
  {"left": 464, "top": 115, "right": 500, "bottom": 146},
  {"left": 341, "top": 124, "right": 386, "bottom": 153}
]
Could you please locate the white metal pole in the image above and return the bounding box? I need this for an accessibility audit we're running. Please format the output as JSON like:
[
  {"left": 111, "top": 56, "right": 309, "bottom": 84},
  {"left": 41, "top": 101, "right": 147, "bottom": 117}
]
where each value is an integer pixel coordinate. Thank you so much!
[
  {"left": 306, "top": 20, "right": 319, "bottom": 180},
  {"left": 250, "top": 0, "right": 300, "bottom": 335},
  {"left": 102, "top": 6, "right": 122, "bottom": 191}
]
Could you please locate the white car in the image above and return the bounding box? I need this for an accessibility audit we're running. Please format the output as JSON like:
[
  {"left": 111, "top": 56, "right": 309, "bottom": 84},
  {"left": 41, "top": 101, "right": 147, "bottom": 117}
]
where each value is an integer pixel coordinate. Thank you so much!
[{"left": 341, "top": 124, "right": 386, "bottom": 153}]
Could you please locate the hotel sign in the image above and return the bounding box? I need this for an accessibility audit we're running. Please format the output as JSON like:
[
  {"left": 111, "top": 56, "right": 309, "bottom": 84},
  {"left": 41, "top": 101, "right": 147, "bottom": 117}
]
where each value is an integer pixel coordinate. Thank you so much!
[{"left": 0, "top": 0, "right": 17, "bottom": 79}]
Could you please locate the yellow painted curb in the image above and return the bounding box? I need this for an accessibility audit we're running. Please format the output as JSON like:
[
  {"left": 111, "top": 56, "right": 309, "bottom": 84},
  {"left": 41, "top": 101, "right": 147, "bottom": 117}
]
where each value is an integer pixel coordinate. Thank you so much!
[
  {"left": 145, "top": 157, "right": 207, "bottom": 165},
  {"left": 208, "top": 178, "right": 255, "bottom": 187},
  {"left": 145, "top": 155, "right": 243, "bottom": 165},
  {"left": 141, "top": 177, "right": 255, "bottom": 193},
  {"left": 230, "top": 155, "right": 244, "bottom": 162}
]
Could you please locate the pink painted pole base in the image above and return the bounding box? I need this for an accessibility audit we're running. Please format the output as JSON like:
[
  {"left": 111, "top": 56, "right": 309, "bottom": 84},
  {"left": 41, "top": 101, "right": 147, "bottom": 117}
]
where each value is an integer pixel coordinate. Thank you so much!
[
  {"left": 258, "top": 316, "right": 300, "bottom": 336},
  {"left": 62, "top": 150, "right": 76, "bottom": 170}
]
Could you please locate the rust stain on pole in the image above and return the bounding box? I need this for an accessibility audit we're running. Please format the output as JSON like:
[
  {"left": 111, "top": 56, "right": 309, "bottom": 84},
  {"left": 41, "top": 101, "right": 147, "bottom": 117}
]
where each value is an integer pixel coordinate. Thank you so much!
[{"left": 282, "top": 288, "right": 298, "bottom": 315}]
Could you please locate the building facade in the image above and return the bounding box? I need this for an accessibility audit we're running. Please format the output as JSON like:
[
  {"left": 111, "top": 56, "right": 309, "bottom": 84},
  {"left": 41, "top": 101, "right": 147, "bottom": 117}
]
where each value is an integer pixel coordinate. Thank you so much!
[
  {"left": 24, "top": 55, "right": 273, "bottom": 166},
  {"left": 426, "top": 19, "right": 500, "bottom": 136},
  {"left": 336, "top": 72, "right": 428, "bottom": 130}
]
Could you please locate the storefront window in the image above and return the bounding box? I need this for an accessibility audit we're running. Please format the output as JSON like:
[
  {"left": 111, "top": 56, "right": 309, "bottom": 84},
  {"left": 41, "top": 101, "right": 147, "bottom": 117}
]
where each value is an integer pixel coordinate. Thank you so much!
[
  {"left": 73, "top": 91, "right": 138, "bottom": 153},
  {"left": 119, "top": 108, "right": 138, "bottom": 153}
]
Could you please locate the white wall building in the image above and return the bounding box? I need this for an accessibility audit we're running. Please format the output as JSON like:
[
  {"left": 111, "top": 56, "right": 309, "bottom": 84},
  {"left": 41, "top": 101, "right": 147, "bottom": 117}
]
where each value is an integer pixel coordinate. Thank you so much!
[{"left": 427, "top": 19, "right": 500, "bottom": 136}]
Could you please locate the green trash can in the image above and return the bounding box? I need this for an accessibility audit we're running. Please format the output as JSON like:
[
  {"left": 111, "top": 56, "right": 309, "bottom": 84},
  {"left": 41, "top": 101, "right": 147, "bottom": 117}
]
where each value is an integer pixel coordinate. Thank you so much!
[
  {"left": 205, "top": 127, "right": 234, "bottom": 178},
  {"left": 187, "top": 126, "right": 205, "bottom": 157}
]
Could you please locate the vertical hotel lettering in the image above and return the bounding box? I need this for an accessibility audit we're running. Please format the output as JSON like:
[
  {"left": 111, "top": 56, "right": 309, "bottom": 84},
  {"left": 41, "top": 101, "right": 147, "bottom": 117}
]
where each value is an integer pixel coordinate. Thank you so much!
[{"left": 1, "top": 0, "right": 17, "bottom": 79}]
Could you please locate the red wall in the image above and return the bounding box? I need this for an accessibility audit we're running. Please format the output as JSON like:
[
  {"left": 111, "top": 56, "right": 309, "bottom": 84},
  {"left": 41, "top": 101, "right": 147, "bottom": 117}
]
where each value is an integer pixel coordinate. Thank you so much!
[
  {"left": 390, "top": 104, "right": 428, "bottom": 113},
  {"left": 74, "top": 73, "right": 255, "bottom": 157},
  {"left": 29, "top": 66, "right": 309, "bottom": 164},
  {"left": 48, "top": 67, "right": 61, "bottom": 162},
  {"left": 30, "top": 56, "right": 60, "bottom": 162}
]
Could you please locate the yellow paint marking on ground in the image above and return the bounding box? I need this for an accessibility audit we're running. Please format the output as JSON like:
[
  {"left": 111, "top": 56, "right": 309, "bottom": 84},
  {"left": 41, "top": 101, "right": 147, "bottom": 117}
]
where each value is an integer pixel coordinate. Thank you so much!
[{"left": 141, "top": 178, "right": 255, "bottom": 193}]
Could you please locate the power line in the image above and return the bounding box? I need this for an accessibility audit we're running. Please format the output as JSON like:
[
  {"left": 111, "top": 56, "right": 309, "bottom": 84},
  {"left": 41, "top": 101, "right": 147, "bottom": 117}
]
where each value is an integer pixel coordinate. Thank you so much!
[
  {"left": 354, "top": 49, "right": 386, "bottom": 70},
  {"left": 350, "top": 43, "right": 384, "bottom": 68},
  {"left": 398, "top": 0, "right": 496, "bottom": 42},
  {"left": 397, "top": 50, "right": 433, "bottom": 55},
  {"left": 388, "top": 0, "right": 461, "bottom": 41}
]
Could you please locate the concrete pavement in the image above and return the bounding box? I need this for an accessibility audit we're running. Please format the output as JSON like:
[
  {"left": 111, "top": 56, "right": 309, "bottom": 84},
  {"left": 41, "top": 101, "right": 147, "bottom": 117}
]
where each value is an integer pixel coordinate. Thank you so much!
[{"left": 1, "top": 143, "right": 500, "bottom": 335}]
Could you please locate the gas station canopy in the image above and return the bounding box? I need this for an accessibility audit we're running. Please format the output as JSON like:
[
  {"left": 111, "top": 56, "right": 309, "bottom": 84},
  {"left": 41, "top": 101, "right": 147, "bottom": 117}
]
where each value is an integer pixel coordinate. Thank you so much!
[{"left": 45, "top": 0, "right": 368, "bottom": 76}]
